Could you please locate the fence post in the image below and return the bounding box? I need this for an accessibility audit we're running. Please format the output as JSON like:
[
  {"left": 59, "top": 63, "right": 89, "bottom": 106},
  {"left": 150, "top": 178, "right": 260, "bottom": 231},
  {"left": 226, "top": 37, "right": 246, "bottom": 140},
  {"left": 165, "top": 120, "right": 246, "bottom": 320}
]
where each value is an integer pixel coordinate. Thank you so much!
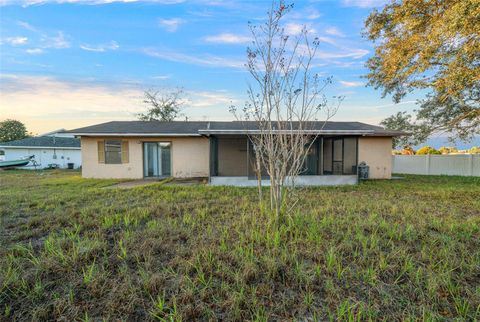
[{"left": 425, "top": 154, "right": 430, "bottom": 175}]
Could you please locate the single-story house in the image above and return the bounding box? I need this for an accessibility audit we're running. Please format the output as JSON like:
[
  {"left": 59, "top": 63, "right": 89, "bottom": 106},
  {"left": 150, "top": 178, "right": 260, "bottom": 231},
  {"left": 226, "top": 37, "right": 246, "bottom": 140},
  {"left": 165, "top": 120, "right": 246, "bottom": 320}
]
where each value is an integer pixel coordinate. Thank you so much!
[
  {"left": 0, "top": 136, "right": 81, "bottom": 169},
  {"left": 66, "top": 121, "right": 404, "bottom": 186}
]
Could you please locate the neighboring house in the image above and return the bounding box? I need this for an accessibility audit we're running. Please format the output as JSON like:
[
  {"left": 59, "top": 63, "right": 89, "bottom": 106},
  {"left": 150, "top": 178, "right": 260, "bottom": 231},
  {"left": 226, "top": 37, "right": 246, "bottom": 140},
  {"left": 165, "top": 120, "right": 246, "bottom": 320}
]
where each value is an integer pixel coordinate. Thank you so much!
[
  {"left": 66, "top": 121, "right": 405, "bottom": 186},
  {"left": 39, "top": 128, "right": 75, "bottom": 138},
  {"left": 0, "top": 136, "right": 81, "bottom": 169}
]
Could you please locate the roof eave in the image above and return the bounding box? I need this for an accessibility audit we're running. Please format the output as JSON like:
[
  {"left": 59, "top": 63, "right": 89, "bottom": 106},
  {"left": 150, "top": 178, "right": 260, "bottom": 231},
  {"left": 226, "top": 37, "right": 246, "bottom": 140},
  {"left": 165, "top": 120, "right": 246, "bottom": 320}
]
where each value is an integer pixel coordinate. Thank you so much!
[
  {"left": 0, "top": 145, "right": 81, "bottom": 149},
  {"left": 197, "top": 129, "right": 403, "bottom": 136},
  {"left": 67, "top": 132, "right": 202, "bottom": 137}
]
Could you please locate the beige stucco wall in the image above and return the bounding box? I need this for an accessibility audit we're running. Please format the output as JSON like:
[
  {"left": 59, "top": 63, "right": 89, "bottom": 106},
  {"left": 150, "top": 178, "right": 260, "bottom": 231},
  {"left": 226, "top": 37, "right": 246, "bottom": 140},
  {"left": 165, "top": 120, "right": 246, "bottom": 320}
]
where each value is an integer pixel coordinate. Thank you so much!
[
  {"left": 81, "top": 136, "right": 209, "bottom": 179},
  {"left": 358, "top": 137, "right": 393, "bottom": 179}
]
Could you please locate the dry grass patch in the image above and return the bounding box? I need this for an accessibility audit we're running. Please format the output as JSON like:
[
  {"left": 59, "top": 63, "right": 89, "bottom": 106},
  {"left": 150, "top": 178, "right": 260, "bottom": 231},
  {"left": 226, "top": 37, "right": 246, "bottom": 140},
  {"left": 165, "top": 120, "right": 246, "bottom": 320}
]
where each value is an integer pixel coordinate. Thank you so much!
[{"left": 1, "top": 170, "right": 479, "bottom": 320}]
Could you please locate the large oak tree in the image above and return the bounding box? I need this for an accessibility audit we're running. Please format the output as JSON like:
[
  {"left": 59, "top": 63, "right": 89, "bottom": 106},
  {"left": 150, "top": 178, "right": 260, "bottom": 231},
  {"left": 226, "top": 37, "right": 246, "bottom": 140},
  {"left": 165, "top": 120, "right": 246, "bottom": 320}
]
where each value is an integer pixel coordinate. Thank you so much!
[{"left": 365, "top": 0, "right": 479, "bottom": 144}]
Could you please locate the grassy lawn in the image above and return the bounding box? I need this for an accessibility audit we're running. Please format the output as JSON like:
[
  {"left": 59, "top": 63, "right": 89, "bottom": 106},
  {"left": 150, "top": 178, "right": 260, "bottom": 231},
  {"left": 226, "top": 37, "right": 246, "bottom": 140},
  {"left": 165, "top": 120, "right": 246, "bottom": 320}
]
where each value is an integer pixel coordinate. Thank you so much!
[{"left": 0, "top": 170, "right": 479, "bottom": 321}]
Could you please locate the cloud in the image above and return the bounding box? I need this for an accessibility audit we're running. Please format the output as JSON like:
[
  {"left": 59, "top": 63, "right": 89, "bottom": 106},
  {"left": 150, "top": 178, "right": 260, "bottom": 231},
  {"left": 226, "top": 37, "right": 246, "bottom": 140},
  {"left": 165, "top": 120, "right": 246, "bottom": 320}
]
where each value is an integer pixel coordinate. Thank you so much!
[
  {"left": 158, "top": 18, "right": 185, "bottom": 32},
  {"left": 324, "top": 27, "right": 345, "bottom": 37},
  {"left": 317, "top": 48, "right": 369, "bottom": 59},
  {"left": 372, "top": 100, "right": 417, "bottom": 109},
  {"left": 142, "top": 48, "right": 244, "bottom": 68},
  {"left": 151, "top": 75, "right": 171, "bottom": 80},
  {"left": 1, "top": 36, "right": 28, "bottom": 45},
  {"left": 80, "top": 40, "right": 119, "bottom": 52},
  {"left": 285, "top": 23, "right": 303, "bottom": 35},
  {"left": 0, "top": 74, "right": 144, "bottom": 133},
  {"left": 339, "top": 80, "right": 365, "bottom": 87},
  {"left": 17, "top": 21, "right": 37, "bottom": 31},
  {"left": 3, "top": 24, "right": 71, "bottom": 54},
  {"left": 289, "top": 6, "right": 321, "bottom": 20},
  {"left": 15, "top": 23, "right": 71, "bottom": 50},
  {"left": 0, "top": 73, "right": 240, "bottom": 133},
  {"left": 315, "top": 36, "right": 338, "bottom": 46},
  {"left": 41, "top": 31, "right": 70, "bottom": 49},
  {"left": 204, "top": 33, "right": 251, "bottom": 44},
  {"left": 341, "top": 0, "right": 387, "bottom": 8},
  {"left": 25, "top": 48, "right": 45, "bottom": 54},
  {"left": 284, "top": 23, "right": 315, "bottom": 36},
  {"left": 187, "top": 90, "right": 235, "bottom": 108},
  {"left": 306, "top": 10, "right": 321, "bottom": 20}
]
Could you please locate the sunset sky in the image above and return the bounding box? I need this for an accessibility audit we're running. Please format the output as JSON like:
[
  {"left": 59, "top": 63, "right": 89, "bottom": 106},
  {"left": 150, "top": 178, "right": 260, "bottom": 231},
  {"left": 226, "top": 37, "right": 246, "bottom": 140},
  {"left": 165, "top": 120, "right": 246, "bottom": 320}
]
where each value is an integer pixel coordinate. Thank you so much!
[{"left": 0, "top": 0, "right": 423, "bottom": 135}]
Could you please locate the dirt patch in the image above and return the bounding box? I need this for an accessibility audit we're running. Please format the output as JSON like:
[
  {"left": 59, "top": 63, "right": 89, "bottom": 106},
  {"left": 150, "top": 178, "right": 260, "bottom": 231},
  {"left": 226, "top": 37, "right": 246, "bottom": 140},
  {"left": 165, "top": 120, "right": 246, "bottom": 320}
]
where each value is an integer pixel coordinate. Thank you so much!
[
  {"left": 106, "top": 177, "right": 207, "bottom": 189},
  {"left": 164, "top": 177, "right": 208, "bottom": 186},
  {"left": 106, "top": 179, "right": 165, "bottom": 189}
]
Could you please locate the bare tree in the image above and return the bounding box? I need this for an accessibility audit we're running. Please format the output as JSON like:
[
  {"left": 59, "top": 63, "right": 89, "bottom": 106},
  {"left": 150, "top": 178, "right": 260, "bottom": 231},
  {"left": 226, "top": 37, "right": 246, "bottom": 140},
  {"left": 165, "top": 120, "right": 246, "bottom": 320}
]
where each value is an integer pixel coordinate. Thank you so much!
[
  {"left": 138, "top": 88, "right": 184, "bottom": 121},
  {"left": 231, "top": 1, "right": 341, "bottom": 223}
]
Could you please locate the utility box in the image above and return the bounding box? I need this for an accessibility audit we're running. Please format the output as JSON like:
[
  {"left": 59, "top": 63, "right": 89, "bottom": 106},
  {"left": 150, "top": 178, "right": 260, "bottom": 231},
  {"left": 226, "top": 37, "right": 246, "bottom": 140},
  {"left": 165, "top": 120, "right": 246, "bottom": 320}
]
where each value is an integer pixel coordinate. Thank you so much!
[{"left": 357, "top": 162, "right": 369, "bottom": 180}]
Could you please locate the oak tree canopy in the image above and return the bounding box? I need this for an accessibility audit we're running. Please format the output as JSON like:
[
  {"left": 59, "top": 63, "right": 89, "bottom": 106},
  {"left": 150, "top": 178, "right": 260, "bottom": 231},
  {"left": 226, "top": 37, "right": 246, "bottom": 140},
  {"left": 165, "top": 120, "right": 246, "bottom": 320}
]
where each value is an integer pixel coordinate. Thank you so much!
[{"left": 365, "top": 0, "right": 479, "bottom": 144}]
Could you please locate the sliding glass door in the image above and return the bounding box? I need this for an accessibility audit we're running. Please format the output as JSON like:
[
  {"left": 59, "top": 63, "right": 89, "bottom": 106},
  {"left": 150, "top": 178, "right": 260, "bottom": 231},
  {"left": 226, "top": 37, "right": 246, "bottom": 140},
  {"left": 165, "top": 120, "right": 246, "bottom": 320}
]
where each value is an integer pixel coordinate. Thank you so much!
[{"left": 143, "top": 142, "right": 171, "bottom": 177}]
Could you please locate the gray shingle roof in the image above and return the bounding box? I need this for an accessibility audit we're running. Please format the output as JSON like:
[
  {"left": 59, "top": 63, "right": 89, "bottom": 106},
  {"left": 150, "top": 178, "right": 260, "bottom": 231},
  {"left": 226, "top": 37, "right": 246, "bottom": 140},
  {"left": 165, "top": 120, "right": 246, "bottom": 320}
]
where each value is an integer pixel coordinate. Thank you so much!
[
  {"left": 0, "top": 136, "right": 81, "bottom": 148},
  {"left": 65, "top": 121, "right": 406, "bottom": 136},
  {"left": 65, "top": 121, "right": 208, "bottom": 135}
]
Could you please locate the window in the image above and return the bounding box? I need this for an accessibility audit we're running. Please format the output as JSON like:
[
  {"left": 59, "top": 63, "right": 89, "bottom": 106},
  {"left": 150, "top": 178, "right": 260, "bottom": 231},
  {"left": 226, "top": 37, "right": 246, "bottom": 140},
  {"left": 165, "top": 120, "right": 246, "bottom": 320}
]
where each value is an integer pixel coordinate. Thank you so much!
[
  {"left": 98, "top": 140, "right": 129, "bottom": 164},
  {"left": 105, "top": 140, "right": 122, "bottom": 164},
  {"left": 0, "top": 150, "right": 4, "bottom": 156}
]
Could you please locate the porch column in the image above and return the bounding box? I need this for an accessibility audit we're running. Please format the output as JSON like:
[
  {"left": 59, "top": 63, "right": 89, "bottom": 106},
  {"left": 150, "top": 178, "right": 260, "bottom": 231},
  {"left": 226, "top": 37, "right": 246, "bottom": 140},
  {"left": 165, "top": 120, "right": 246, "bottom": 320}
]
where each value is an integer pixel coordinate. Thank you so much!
[{"left": 246, "top": 137, "right": 249, "bottom": 178}]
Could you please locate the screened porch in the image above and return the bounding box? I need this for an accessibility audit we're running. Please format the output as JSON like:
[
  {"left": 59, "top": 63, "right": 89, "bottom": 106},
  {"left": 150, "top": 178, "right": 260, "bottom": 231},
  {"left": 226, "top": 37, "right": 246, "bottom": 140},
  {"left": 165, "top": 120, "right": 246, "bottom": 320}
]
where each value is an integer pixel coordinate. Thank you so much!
[{"left": 209, "top": 135, "right": 359, "bottom": 186}]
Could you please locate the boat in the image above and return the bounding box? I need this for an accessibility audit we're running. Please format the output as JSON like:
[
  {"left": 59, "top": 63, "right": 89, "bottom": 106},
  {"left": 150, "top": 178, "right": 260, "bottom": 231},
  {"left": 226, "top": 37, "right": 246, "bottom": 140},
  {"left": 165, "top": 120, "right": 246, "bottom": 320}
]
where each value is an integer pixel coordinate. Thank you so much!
[{"left": 0, "top": 156, "right": 34, "bottom": 169}]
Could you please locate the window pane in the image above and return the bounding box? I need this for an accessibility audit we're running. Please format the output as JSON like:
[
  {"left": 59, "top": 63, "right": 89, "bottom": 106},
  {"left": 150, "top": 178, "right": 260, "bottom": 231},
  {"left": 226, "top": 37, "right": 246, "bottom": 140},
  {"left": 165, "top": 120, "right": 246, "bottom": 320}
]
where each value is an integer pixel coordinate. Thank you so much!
[
  {"left": 160, "top": 143, "right": 171, "bottom": 176},
  {"left": 105, "top": 140, "right": 122, "bottom": 164},
  {"left": 105, "top": 151, "right": 121, "bottom": 164},
  {"left": 323, "top": 138, "right": 332, "bottom": 173},
  {"left": 105, "top": 140, "right": 121, "bottom": 152}
]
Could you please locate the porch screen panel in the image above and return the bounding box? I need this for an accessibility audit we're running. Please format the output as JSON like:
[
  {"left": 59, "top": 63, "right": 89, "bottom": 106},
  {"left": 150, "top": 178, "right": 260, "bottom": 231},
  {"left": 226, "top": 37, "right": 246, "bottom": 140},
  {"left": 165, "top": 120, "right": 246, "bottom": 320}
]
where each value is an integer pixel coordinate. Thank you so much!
[
  {"left": 248, "top": 140, "right": 269, "bottom": 178},
  {"left": 323, "top": 138, "right": 332, "bottom": 173},
  {"left": 303, "top": 142, "right": 318, "bottom": 175},
  {"left": 343, "top": 137, "right": 357, "bottom": 175},
  {"left": 333, "top": 139, "right": 343, "bottom": 174},
  {"left": 217, "top": 138, "right": 248, "bottom": 176}
]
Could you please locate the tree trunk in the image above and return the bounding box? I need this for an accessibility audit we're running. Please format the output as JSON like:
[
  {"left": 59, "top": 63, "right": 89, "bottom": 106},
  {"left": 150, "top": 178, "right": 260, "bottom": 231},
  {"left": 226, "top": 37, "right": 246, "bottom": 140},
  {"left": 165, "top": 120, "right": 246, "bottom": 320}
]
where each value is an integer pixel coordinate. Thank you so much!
[{"left": 256, "top": 154, "right": 263, "bottom": 204}]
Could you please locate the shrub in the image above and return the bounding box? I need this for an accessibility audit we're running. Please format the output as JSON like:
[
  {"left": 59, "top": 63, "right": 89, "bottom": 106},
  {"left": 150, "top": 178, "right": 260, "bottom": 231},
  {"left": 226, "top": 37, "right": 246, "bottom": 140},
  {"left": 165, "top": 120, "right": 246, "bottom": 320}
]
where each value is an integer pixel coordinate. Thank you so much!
[
  {"left": 401, "top": 147, "right": 415, "bottom": 155},
  {"left": 439, "top": 146, "right": 458, "bottom": 154},
  {"left": 416, "top": 146, "right": 441, "bottom": 155},
  {"left": 469, "top": 146, "right": 480, "bottom": 154}
]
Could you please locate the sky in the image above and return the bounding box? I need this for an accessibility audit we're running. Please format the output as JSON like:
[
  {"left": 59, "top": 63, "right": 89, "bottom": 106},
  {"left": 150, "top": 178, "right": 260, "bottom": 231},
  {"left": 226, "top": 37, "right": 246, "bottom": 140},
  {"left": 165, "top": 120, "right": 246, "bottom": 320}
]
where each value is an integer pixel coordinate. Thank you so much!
[{"left": 0, "top": 0, "right": 424, "bottom": 135}]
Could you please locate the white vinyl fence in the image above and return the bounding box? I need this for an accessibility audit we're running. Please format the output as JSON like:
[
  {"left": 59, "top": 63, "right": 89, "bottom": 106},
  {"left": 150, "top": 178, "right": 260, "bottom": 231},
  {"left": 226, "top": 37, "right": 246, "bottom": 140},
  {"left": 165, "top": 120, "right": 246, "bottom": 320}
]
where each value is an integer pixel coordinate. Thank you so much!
[{"left": 392, "top": 154, "right": 480, "bottom": 176}]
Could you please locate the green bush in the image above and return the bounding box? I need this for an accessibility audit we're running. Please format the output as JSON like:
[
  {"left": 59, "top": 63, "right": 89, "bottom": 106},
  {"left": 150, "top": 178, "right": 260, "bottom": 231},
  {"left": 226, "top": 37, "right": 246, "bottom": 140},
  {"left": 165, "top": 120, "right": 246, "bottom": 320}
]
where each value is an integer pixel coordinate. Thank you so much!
[
  {"left": 416, "top": 146, "right": 441, "bottom": 155},
  {"left": 469, "top": 146, "right": 480, "bottom": 154}
]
